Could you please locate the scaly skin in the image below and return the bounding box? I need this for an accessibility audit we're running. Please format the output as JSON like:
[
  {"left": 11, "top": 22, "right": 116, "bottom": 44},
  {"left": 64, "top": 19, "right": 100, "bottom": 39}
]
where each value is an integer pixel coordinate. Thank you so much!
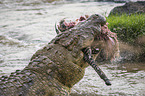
[{"left": 0, "top": 14, "right": 106, "bottom": 96}]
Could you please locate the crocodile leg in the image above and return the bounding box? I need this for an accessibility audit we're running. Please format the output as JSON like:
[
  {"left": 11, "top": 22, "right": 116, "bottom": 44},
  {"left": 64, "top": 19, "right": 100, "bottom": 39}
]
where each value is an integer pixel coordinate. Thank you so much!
[{"left": 82, "top": 47, "right": 111, "bottom": 86}]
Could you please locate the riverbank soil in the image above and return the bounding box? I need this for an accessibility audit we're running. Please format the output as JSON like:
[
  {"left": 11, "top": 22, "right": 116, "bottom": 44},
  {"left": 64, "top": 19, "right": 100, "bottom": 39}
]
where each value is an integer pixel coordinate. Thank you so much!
[{"left": 108, "top": 1, "right": 145, "bottom": 62}]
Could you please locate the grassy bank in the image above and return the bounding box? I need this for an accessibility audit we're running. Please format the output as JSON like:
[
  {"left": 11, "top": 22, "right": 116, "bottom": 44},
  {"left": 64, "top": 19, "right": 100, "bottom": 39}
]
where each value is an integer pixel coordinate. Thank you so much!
[
  {"left": 107, "top": 14, "right": 145, "bottom": 44},
  {"left": 107, "top": 14, "right": 145, "bottom": 62}
]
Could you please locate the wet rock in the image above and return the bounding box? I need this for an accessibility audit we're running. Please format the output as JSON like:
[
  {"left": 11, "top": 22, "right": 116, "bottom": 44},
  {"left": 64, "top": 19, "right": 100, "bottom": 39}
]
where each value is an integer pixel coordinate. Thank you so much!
[{"left": 109, "top": 1, "right": 145, "bottom": 16}]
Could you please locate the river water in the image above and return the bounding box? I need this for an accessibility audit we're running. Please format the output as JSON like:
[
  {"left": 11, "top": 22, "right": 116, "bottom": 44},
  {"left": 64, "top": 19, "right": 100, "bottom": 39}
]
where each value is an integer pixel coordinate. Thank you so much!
[{"left": 0, "top": 0, "right": 145, "bottom": 96}]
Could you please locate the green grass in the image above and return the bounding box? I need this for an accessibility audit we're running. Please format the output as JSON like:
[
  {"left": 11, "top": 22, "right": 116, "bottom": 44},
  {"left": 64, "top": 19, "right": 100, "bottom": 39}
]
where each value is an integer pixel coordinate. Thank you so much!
[{"left": 107, "top": 14, "right": 145, "bottom": 44}]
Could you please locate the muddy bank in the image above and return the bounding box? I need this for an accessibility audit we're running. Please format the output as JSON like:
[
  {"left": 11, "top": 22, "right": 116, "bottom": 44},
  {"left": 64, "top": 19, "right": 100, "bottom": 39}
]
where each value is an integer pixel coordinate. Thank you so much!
[{"left": 108, "top": 1, "right": 145, "bottom": 62}]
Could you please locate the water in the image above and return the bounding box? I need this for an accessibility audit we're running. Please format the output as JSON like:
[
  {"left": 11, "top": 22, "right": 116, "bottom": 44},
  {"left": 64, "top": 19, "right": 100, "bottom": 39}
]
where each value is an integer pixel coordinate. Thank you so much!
[{"left": 0, "top": 0, "right": 145, "bottom": 95}]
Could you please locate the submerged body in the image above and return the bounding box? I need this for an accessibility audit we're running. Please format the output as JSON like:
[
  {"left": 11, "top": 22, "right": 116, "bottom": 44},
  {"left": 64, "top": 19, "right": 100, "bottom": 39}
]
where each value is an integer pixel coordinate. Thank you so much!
[{"left": 0, "top": 14, "right": 116, "bottom": 96}]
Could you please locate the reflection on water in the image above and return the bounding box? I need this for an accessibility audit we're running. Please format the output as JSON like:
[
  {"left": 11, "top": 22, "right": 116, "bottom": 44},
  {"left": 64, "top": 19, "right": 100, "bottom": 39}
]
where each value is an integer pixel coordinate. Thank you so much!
[
  {"left": 71, "top": 63, "right": 145, "bottom": 95},
  {"left": 0, "top": 0, "right": 145, "bottom": 95}
]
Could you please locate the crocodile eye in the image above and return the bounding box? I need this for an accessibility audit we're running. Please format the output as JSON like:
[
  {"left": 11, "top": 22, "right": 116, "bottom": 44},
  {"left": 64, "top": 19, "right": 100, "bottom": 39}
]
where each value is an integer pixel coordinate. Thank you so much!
[
  {"left": 95, "top": 14, "right": 99, "bottom": 16},
  {"left": 95, "top": 14, "right": 99, "bottom": 17}
]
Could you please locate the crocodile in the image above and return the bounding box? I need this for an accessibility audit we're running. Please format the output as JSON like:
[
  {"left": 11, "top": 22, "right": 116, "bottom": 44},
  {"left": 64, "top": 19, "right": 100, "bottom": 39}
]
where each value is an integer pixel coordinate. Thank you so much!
[{"left": 0, "top": 14, "right": 118, "bottom": 96}]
